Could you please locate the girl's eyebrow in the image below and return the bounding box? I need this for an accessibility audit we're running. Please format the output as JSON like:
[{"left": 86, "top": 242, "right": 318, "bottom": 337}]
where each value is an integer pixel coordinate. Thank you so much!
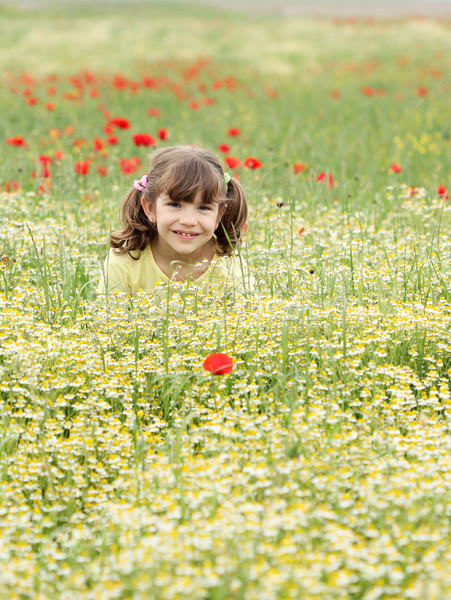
[{"left": 194, "top": 194, "right": 215, "bottom": 205}]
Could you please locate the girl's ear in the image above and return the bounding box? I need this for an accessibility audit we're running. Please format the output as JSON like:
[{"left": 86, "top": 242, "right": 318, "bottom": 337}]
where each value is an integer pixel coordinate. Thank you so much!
[
  {"left": 216, "top": 203, "right": 228, "bottom": 228},
  {"left": 141, "top": 196, "right": 156, "bottom": 223}
]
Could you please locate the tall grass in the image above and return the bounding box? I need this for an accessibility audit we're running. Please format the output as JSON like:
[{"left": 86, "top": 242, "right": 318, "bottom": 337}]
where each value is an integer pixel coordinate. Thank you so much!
[{"left": 0, "top": 3, "right": 450, "bottom": 599}]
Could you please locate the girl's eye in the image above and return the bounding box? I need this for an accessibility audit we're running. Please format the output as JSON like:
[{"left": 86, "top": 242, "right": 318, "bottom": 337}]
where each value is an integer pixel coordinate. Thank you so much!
[
  {"left": 199, "top": 205, "right": 212, "bottom": 211},
  {"left": 168, "top": 201, "right": 180, "bottom": 207}
]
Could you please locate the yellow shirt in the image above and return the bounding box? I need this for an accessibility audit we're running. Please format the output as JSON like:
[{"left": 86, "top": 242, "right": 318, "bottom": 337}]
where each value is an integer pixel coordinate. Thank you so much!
[{"left": 97, "top": 245, "right": 252, "bottom": 298}]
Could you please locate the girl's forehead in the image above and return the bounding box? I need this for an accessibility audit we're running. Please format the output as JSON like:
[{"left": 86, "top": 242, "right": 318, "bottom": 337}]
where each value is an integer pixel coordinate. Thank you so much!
[{"left": 159, "top": 190, "right": 217, "bottom": 205}]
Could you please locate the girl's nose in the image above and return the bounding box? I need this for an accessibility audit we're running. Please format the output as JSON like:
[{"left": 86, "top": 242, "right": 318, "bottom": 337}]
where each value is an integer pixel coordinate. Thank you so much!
[{"left": 178, "top": 207, "right": 197, "bottom": 226}]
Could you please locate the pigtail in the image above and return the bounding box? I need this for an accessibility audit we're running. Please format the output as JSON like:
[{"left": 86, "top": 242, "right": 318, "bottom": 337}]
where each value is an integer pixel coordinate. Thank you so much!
[
  {"left": 215, "top": 177, "right": 248, "bottom": 256},
  {"left": 110, "top": 185, "right": 156, "bottom": 259}
]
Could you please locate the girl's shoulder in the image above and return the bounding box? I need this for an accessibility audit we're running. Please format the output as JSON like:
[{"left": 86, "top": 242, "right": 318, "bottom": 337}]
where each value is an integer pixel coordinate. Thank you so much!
[
  {"left": 213, "top": 253, "right": 246, "bottom": 271},
  {"left": 211, "top": 253, "right": 253, "bottom": 282},
  {"left": 210, "top": 253, "right": 255, "bottom": 295},
  {"left": 106, "top": 245, "right": 151, "bottom": 264}
]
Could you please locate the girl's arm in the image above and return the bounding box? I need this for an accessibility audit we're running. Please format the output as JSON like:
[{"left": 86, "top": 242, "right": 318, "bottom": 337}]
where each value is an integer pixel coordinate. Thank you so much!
[{"left": 97, "top": 249, "right": 133, "bottom": 296}]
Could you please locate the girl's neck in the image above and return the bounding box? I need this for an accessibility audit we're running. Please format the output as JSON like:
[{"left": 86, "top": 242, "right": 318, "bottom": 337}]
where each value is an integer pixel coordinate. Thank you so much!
[{"left": 151, "top": 239, "right": 216, "bottom": 281}]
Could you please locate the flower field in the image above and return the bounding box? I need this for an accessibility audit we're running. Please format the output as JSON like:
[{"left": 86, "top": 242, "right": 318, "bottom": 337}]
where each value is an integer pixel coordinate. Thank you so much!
[{"left": 1, "top": 3, "right": 451, "bottom": 599}]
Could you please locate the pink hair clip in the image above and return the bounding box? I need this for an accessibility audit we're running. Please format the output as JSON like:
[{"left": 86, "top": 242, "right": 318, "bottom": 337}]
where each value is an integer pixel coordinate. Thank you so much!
[{"left": 134, "top": 174, "right": 148, "bottom": 192}]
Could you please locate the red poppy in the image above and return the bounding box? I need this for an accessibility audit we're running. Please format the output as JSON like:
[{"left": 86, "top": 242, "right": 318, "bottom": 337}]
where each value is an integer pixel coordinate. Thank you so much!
[
  {"left": 73, "top": 138, "right": 88, "bottom": 148},
  {"left": 362, "top": 86, "right": 375, "bottom": 97},
  {"left": 119, "top": 157, "right": 141, "bottom": 174},
  {"left": 45, "top": 102, "right": 55, "bottom": 111},
  {"left": 265, "top": 87, "right": 278, "bottom": 98},
  {"left": 225, "top": 156, "right": 241, "bottom": 169},
  {"left": 49, "top": 128, "right": 61, "bottom": 141},
  {"left": 133, "top": 133, "right": 156, "bottom": 146},
  {"left": 54, "top": 150, "right": 64, "bottom": 160},
  {"left": 316, "top": 172, "right": 333, "bottom": 188},
  {"left": 47, "top": 87, "right": 57, "bottom": 96},
  {"left": 158, "top": 128, "right": 168, "bottom": 141},
  {"left": 330, "top": 89, "right": 340, "bottom": 99},
  {"left": 6, "top": 136, "right": 26, "bottom": 147},
  {"left": 203, "top": 97, "right": 215, "bottom": 106},
  {"left": 244, "top": 157, "right": 262, "bottom": 169},
  {"left": 64, "top": 91, "right": 80, "bottom": 101},
  {"left": 75, "top": 160, "right": 90, "bottom": 175},
  {"left": 112, "top": 75, "right": 128, "bottom": 91},
  {"left": 1, "top": 180, "right": 19, "bottom": 193},
  {"left": 417, "top": 88, "right": 427, "bottom": 97},
  {"left": 93, "top": 138, "right": 105, "bottom": 151},
  {"left": 293, "top": 163, "right": 305, "bottom": 174},
  {"left": 38, "top": 179, "right": 51, "bottom": 195},
  {"left": 203, "top": 353, "right": 233, "bottom": 375},
  {"left": 109, "top": 117, "right": 131, "bottom": 129},
  {"left": 299, "top": 226, "right": 305, "bottom": 237},
  {"left": 97, "top": 165, "right": 107, "bottom": 176},
  {"left": 120, "top": 162, "right": 136, "bottom": 174},
  {"left": 390, "top": 163, "right": 402, "bottom": 174},
  {"left": 39, "top": 155, "right": 52, "bottom": 166},
  {"left": 143, "top": 77, "right": 158, "bottom": 89},
  {"left": 228, "top": 127, "right": 241, "bottom": 137},
  {"left": 83, "top": 71, "right": 95, "bottom": 84},
  {"left": 104, "top": 124, "right": 114, "bottom": 134},
  {"left": 107, "top": 135, "right": 119, "bottom": 146},
  {"left": 218, "top": 144, "right": 230, "bottom": 154},
  {"left": 190, "top": 101, "right": 200, "bottom": 110},
  {"left": 147, "top": 107, "right": 161, "bottom": 117},
  {"left": 172, "top": 85, "right": 186, "bottom": 101},
  {"left": 438, "top": 186, "right": 449, "bottom": 200},
  {"left": 89, "top": 89, "right": 99, "bottom": 98}
]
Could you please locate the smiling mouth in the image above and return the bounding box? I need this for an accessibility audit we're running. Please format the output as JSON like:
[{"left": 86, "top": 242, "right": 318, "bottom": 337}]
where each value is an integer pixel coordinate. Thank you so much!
[{"left": 173, "top": 231, "right": 200, "bottom": 238}]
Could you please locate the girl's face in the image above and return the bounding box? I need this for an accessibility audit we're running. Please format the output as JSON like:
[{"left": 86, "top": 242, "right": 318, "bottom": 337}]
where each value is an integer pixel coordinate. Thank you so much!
[{"left": 141, "top": 191, "right": 224, "bottom": 263}]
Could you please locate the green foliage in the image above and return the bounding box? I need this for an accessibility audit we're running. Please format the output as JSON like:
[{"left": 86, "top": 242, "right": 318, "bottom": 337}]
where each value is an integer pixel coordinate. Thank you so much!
[{"left": 0, "top": 4, "right": 450, "bottom": 600}]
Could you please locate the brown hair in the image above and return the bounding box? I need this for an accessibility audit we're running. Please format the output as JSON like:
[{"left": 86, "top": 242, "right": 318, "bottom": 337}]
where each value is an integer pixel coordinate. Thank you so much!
[{"left": 110, "top": 145, "right": 248, "bottom": 258}]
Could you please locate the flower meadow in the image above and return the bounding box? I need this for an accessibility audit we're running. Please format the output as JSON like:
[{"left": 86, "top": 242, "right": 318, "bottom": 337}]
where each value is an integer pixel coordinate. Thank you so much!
[{"left": 1, "top": 4, "right": 451, "bottom": 599}]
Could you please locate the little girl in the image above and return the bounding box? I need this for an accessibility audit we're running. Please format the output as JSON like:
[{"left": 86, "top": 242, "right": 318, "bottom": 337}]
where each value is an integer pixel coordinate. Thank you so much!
[{"left": 98, "top": 145, "right": 250, "bottom": 298}]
